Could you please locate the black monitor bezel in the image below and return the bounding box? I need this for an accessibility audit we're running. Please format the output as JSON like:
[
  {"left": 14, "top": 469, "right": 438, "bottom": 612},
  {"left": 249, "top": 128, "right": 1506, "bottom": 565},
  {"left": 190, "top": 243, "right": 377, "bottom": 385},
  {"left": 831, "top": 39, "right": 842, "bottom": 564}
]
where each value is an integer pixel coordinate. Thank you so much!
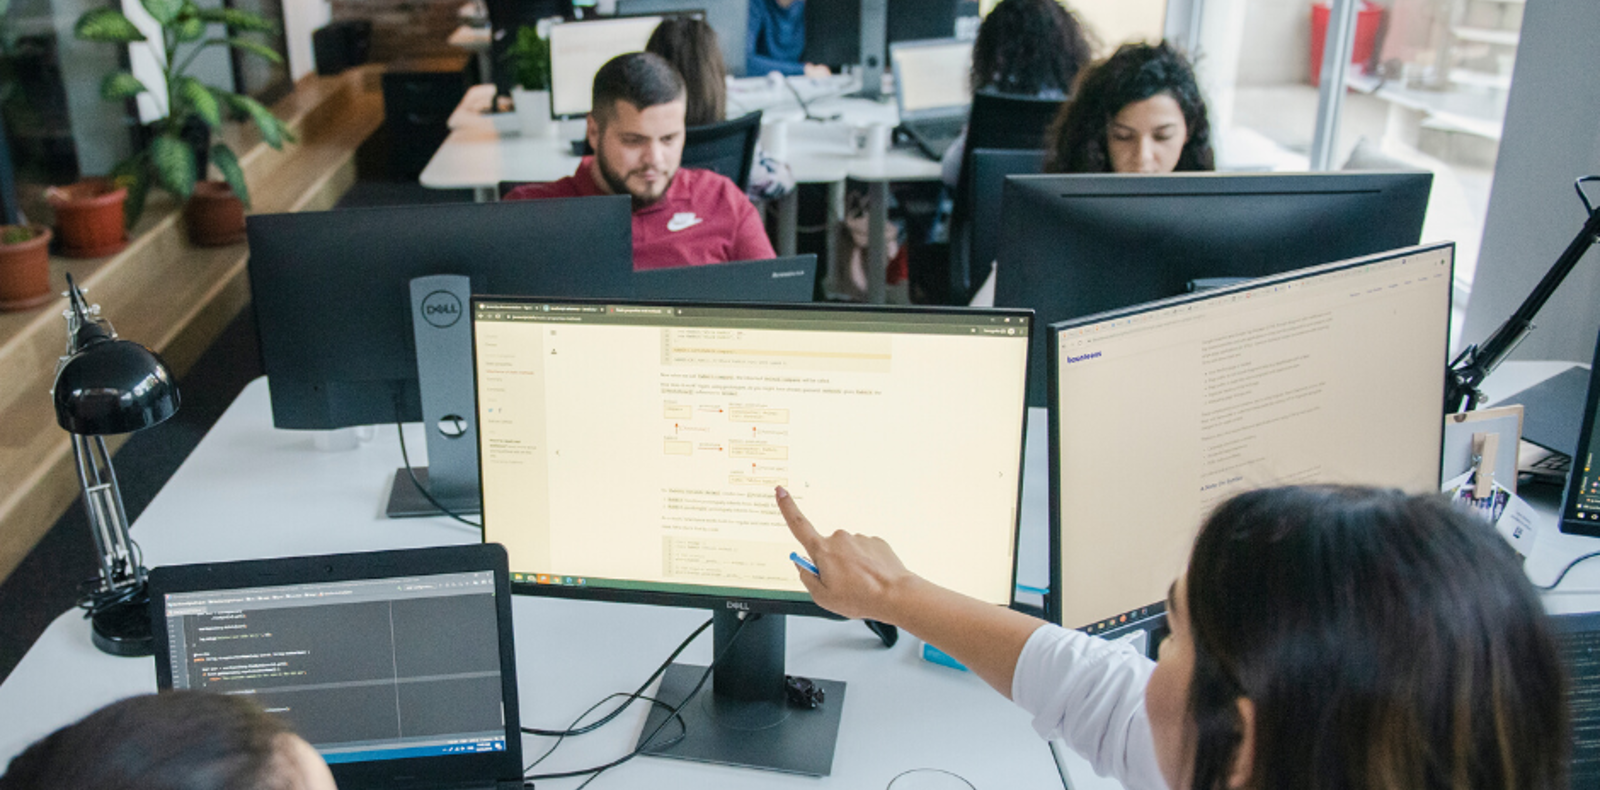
[
  {"left": 1044, "top": 242, "right": 1456, "bottom": 627},
  {"left": 148, "top": 544, "right": 523, "bottom": 789},
  {"left": 1558, "top": 323, "right": 1600, "bottom": 536},
  {"left": 469, "top": 296, "right": 1036, "bottom": 617}
]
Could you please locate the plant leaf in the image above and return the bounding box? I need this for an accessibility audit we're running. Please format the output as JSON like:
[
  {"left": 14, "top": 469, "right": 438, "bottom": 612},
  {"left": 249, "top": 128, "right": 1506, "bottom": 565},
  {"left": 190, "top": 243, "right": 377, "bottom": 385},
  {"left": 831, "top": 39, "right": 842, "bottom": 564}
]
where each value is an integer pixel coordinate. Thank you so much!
[
  {"left": 175, "top": 12, "right": 203, "bottom": 42},
  {"left": 139, "top": 0, "right": 183, "bottom": 26},
  {"left": 100, "top": 71, "right": 149, "bottom": 100},
  {"left": 111, "top": 161, "right": 151, "bottom": 229},
  {"left": 176, "top": 77, "right": 220, "bottom": 128},
  {"left": 74, "top": 8, "right": 146, "bottom": 43},
  {"left": 210, "top": 144, "right": 250, "bottom": 209},
  {"left": 149, "top": 134, "right": 196, "bottom": 198},
  {"left": 225, "top": 93, "right": 283, "bottom": 148},
  {"left": 226, "top": 37, "right": 282, "bottom": 64},
  {"left": 196, "top": 7, "right": 276, "bottom": 32}
]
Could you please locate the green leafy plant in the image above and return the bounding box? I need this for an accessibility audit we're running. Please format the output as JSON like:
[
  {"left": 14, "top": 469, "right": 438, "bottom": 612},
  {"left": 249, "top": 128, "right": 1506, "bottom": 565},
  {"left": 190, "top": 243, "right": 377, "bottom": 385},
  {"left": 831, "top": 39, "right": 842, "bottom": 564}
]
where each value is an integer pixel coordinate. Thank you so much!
[
  {"left": 501, "top": 25, "right": 550, "bottom": 91},
  {"left": 1, "top": 224, "right": 36, "bottom": 244},
  {"left": 74, "top": 0, "right": 295, "bottom": 226}
]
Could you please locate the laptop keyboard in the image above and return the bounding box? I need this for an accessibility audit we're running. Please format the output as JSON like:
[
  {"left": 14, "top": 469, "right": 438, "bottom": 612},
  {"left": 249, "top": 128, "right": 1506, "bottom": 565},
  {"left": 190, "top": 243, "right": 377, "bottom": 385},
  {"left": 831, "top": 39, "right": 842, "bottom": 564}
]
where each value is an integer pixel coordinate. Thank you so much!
[{"left": 902, "top": 117, "right": 966, "bottom": 161}]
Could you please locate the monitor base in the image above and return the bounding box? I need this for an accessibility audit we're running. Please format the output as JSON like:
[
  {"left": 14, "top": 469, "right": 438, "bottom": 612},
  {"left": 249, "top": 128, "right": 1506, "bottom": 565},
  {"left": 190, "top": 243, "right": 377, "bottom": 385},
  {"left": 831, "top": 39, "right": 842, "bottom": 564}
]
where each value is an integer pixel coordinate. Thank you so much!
[
  {"left": 386, "top": 467, "right": 481, "bottom": 519},
  {"left": 639, "top": 663, "right": 845, "bottom": 776}
]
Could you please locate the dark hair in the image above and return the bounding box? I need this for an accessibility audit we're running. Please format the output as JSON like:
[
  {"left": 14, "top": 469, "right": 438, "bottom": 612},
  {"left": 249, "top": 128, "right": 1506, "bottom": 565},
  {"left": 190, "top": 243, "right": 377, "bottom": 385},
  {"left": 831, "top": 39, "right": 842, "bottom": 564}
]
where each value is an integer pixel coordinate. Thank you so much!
[
  {"left": 1184, "top": 486, "right": 1567, "bottom": 790},
  {"left": 1043, "top": 40, "right": 1213, "bottom": 173},
  {"left": 0, "top": 691, "right": 300, "bottom": 790},
  {"left": 645, "top": 17, "right": 726, "bottom": 127},
  {"left": 969, "top": 0, "right": 1092, "bottom": 96},
  {"left": 591, "top": 51, "right": 686, "bottom": 124}
]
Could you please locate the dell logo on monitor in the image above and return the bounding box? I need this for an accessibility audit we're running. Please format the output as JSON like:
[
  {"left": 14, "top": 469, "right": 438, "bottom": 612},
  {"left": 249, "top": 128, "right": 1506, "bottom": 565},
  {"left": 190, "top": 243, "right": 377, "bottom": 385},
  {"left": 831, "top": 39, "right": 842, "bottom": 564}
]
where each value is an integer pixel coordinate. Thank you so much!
[
  {"left": 421, "top": 291, "right": 463, "bottom": 328},
  {"left": 726, "top": 600, "right": 750, "bottom": 611}
]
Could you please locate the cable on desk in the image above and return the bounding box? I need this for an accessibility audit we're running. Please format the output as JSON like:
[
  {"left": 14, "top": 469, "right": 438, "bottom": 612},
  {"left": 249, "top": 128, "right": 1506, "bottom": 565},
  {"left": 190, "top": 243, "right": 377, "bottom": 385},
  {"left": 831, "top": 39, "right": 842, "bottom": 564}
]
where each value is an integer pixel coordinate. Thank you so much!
[
  {"left": 1534, "top": 550, "right": 1600, "bottom": 591},
  {"left": 522, "top": 617, "right": 712, "bottom": 739},
  {"left": 523, "top": 612, "right": 756, "bottom": 785},
  {"left": 391, "top": 394, "right": 482, "bottom": 530},
  {"left": 884, "top": 768, "right": 977, "bottom": 789}
]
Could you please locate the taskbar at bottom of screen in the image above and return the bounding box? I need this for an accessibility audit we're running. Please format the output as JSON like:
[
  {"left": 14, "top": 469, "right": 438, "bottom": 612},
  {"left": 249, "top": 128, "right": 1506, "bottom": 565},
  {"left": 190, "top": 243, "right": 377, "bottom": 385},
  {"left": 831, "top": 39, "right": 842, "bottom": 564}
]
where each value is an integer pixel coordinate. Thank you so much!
[{"left": 321, "top": 737, "right": 505, "bottom": 764}]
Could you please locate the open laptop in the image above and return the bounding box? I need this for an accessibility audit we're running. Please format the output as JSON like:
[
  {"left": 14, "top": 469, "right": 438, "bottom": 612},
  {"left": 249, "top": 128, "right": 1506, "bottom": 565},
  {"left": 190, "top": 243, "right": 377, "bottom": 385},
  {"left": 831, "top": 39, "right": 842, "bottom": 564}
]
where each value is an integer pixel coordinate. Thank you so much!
[
  {"left": 1556, "top": 328, "right": 1600, "bottom": 537},
  {"left": 889, "top": 38, "right": 973, "bottom": 161},
  {"left": 633, "top": 254, "right": 817, "bottom": 303},
  {"left": 150, "top": 544, "right": 523, "bottom": 790}
]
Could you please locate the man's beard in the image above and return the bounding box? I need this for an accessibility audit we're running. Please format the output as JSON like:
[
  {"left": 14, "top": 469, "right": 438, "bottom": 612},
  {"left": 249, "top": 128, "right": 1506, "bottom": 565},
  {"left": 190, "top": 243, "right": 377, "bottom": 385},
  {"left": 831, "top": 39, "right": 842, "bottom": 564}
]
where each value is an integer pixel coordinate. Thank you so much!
[{"left": 597, "top": 155, "right": 674, "bottom": 209}]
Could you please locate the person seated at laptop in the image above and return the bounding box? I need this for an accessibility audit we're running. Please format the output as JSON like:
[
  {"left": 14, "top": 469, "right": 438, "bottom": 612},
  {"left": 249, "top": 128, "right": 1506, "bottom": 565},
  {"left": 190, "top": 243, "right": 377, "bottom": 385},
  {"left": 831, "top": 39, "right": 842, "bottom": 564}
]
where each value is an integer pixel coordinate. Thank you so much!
[
  {"left": 1044, "top": 40, "right": 1215, "bottom": 175},
  {"left": 0, "top": 691, "right": 336, "bottom": 790},
  {"left": 747, "top": 0, "right": 831, "bottom": 78},
  {"left": 646, "top": 16, "right": 795, "bottom": 204},
  {"left": 939, "top": 0, "right": 1093, "bottom": 188},
  {"left": 777, "top": 484, "right": 1566, "bottom": 790},
  {"left": 505, "top": 53, "right": 776, "bottom": 270}
]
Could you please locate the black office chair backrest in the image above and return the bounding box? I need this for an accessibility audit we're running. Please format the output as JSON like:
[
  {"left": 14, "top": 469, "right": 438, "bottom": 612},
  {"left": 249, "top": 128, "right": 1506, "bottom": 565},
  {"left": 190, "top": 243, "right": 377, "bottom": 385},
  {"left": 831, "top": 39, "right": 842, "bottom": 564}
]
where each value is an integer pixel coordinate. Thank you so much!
[
  {"left": 967, "top": 148, "right": 1044, "bottom": 290},
  {"left": 948, "top": 91, "right": 1064, "bottom": 301},
  {"left": 682, "top": 111, "right": 762, "bottom": 191}
]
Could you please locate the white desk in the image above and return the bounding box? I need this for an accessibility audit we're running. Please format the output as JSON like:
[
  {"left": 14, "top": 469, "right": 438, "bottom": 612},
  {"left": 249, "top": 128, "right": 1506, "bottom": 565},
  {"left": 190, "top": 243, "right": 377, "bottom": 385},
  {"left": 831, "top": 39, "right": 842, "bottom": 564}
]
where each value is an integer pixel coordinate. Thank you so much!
[
  {"left": 421, "top": 79, "right": 943, "bottom": 303},
  {"left": 0, "top": 378, "right": 1104, "bottom": 790}
]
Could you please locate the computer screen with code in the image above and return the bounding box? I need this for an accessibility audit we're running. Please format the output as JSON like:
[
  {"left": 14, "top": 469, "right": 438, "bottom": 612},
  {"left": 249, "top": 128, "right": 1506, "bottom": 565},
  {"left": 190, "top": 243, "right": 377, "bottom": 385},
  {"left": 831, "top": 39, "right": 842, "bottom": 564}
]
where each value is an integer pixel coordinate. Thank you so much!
[
  {"left": 160, "top": 571, "right": 507, "bottom": 764},
  {"left": 1050, "top": 244, "right": 1453, "bottom": 630},
  {"left": 473, "top": 301, "right": 1030, "bottom": 609}
]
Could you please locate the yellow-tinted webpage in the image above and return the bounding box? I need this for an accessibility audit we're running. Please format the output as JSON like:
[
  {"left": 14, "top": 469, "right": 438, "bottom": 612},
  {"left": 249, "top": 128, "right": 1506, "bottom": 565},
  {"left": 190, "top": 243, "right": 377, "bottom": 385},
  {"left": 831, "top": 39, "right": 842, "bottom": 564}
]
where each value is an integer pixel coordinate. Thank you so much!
[
  {"left": 1054, "top": 247, "right": 1452, "bottom": 629},
  {"left": 893, "top": 43, "right": 973, "bottom": 113},
  {"left": 549, "top": 16, "right": 663, "bottom": 116},
  {"left": 476, "top": 306, "right": 1029, "bottom": 606}
]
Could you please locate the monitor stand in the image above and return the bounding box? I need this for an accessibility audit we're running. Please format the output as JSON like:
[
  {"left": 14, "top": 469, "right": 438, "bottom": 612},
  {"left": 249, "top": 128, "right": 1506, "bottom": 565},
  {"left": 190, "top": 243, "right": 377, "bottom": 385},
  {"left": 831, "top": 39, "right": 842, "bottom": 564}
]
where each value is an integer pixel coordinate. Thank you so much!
[
  {"left": 856, "top": 0, "right": 888, "bottom": 100},
  {"left": 386, "top": 274, "right": 482, "bottom": 518},
  {"left": 639, "top": 611, "right": 846, "bottom": 776}
]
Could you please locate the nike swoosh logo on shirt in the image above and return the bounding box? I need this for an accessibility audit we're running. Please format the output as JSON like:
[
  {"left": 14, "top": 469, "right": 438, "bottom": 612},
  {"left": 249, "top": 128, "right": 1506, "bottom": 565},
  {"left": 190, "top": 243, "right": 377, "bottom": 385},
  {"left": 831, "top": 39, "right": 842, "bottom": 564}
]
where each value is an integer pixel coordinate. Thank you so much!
[{"left": 667, "top": 213, "right": 704, "bottom": 232}]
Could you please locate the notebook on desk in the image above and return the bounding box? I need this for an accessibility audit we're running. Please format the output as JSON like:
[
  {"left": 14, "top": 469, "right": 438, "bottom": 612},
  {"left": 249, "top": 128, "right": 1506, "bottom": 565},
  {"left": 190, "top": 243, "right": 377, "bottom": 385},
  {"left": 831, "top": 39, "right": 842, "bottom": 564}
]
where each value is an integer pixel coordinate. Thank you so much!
[{"left": 149, "top": 544, "right": 524, "bottom": 790}]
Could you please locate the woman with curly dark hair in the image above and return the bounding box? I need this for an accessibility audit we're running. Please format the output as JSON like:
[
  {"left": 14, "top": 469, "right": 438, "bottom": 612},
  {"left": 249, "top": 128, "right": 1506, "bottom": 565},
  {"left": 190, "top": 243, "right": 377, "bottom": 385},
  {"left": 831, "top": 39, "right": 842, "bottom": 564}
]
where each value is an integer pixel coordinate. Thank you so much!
[
  {"left": 1045, "top": 40, "right": 1214, "bottom": 174},
  {"left": 939, "top": 0, "right": 1094, "bottom": 187}
]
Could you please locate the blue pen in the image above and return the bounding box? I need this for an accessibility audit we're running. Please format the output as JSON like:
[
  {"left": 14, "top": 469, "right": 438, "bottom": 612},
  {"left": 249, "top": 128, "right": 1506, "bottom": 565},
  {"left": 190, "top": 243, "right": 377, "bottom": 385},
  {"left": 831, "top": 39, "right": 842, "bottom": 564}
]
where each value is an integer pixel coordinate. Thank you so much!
[{"left": 789, "top": 552, "right": 820, "bottom": 577}]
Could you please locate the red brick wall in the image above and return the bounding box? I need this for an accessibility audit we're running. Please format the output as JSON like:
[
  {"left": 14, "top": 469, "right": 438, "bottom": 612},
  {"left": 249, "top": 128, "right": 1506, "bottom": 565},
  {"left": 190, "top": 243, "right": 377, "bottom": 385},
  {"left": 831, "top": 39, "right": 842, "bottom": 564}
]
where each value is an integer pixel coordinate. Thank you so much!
[{"left": 332, "top": 0, "right": 462, "bottom": 62}]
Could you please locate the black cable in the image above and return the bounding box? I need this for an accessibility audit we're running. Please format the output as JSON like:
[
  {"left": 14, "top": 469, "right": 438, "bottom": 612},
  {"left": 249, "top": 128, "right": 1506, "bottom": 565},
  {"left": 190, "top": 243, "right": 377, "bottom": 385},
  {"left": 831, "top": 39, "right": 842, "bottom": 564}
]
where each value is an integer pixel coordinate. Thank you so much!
[
  {"left": 1534, "top": 550, "right": 1600, "bottom": 591},
  {"left": 390, "top": 392, "right": 482, "bottom": 530},
  {"left": 522, "top": 692, "right": 685, "bottom": 774},
  {"left": 524, "top": 612, "right": 756, "bottom": 783},
  {"left": 885, "top": 768, "right": 977, "bottom": 789},
  {"left": 522, "top": 617, "right": 712, "bottom": 738}
]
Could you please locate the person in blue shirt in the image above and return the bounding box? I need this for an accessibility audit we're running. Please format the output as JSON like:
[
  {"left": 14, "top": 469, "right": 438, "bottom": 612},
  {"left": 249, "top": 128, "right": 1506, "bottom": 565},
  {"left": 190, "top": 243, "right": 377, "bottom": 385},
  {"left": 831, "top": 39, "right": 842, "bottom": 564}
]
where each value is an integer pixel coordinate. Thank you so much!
[{"left": 747, "top": 0, "right": 831, "bottom": 78}]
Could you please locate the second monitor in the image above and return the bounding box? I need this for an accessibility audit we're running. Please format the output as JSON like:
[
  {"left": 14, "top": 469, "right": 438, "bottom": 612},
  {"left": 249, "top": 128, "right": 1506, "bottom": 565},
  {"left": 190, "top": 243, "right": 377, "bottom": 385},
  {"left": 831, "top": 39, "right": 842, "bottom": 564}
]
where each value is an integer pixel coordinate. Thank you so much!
[{"left": 997, "top": 170, "right": 1433, "bottom": 406}]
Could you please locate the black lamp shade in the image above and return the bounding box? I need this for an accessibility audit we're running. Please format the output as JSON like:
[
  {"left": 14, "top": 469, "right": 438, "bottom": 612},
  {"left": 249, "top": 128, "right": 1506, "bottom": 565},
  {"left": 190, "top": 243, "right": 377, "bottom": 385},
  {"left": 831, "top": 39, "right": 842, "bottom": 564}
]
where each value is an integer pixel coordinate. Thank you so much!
[{"left": 53, "top": 339, "right": 180, "bottom": 435}]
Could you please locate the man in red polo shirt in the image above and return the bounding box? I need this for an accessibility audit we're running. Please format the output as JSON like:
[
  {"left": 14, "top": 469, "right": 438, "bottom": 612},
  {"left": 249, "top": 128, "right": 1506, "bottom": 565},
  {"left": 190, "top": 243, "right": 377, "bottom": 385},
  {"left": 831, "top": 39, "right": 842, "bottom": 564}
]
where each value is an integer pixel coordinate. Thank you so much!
[{"left": 505, "top": 52, "right": 775, "bottom": 270}]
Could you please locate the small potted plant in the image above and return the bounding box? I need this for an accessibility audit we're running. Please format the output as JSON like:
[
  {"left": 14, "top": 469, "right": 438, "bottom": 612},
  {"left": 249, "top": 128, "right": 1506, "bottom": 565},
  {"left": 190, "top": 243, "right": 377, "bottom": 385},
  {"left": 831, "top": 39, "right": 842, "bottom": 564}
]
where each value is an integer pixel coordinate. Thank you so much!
[
  {"left": 0, "top": 222, "right": 52, "bottom": 310},
  {"left": 45, "top": 178, "right": 128, "bottom": 257},
  {"left": 502, "top": 23, "right": 554, "bottom": 138},
  {"left": 74, "top": 0, "right": 294, "bottom": 245}
]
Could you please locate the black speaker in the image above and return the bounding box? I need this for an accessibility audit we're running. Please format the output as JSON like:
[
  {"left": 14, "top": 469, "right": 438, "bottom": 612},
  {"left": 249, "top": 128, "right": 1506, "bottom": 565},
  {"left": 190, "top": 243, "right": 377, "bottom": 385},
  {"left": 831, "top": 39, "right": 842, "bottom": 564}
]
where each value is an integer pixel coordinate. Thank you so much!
[{"left": 312, "top": 20, "right": 372, "bottom": 76}]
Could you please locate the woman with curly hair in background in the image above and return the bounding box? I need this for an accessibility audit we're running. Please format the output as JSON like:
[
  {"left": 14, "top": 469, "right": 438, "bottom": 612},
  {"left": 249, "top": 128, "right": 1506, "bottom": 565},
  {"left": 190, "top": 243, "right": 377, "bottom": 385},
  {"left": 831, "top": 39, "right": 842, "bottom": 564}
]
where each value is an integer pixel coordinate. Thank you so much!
[{"left": 1045, "top": 40, "right": 1214, "bottom": 174}]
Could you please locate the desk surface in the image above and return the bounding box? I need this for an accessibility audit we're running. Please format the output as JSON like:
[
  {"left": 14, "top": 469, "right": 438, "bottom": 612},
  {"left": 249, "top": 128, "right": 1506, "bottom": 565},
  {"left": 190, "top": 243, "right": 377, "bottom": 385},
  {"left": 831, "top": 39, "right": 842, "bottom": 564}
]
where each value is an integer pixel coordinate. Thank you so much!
[{"left": 0, "top": 378, "right": 1094, "bottom": 790}]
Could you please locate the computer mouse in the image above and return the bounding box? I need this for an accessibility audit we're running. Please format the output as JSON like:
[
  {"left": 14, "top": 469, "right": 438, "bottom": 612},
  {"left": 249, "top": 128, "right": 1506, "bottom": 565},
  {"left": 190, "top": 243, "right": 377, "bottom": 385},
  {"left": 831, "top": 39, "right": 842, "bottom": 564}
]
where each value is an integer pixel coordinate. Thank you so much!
[{"left": 865, "top": 619, "right": 898, "bottom": 647}]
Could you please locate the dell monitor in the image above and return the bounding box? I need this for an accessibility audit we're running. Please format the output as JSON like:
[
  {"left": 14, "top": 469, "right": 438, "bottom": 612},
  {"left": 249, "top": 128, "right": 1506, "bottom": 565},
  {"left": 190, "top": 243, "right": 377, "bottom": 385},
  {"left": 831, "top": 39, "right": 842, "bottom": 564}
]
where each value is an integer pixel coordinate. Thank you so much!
[
  {"left": 1557, "top": 322, "right": 1600, "bottom": 537},
  {"left": 471, "top": 299, "right": 1031, "bottom": 775},
  {"left": 548, "top": 14, "right": 672, "bottom": 118},
  {"left": 1048, "top": 243, "right": 1454, "bottom": 639},
  {"left": 247, "top": 196, "right": 633, "bottom": 518},
  {"left": 997, "top": 170, "right": 1433, "bottom": 407}
]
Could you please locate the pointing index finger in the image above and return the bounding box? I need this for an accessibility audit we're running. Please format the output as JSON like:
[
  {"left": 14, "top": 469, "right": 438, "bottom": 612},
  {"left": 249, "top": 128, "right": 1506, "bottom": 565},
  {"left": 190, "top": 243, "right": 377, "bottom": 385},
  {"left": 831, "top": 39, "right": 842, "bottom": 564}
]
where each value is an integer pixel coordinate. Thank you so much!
[{"left": 775, "top": 486, "right": 822, "bottom": 550}]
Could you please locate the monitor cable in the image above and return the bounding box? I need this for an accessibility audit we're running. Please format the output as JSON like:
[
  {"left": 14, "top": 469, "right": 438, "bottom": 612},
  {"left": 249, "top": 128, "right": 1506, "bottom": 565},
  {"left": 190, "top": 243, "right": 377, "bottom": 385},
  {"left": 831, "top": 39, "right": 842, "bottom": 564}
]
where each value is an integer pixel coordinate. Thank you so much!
[
  {"left": 391, "top": 392, "right": 482, "bottom": 530},
  {"left": 521, "top": 617, "right": 712, "bottom": 739},
  {"left": 1534, "top": 549, "right": 1600, "bottom": 592},
  {"left": 523, "top": 612, "right": 756, "bottom": 787},
  {"left": 784, "top": 78, "right": 842, "bottom": 123}
]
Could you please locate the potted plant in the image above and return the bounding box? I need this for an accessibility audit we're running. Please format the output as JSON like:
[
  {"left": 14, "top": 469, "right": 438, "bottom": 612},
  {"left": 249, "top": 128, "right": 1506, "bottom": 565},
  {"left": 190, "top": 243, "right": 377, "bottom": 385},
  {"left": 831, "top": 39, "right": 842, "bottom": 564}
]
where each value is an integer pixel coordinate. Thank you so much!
[
  {"left": 502, "top": 23, "right": 553, "bottom": 138},
  {"left": 73, "top": 0, "right": 294, "bottom": 245},
  {"left": 0, "top": 222, "right": 51, "bottom": 310}
]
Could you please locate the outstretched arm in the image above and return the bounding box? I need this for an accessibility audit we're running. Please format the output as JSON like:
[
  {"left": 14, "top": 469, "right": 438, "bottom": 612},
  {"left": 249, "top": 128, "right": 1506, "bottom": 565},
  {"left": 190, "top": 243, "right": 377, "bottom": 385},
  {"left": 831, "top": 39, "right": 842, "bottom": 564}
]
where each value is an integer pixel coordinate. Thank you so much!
[{"left": 776, "top": 486, "right": 1045, "bottom": 698}]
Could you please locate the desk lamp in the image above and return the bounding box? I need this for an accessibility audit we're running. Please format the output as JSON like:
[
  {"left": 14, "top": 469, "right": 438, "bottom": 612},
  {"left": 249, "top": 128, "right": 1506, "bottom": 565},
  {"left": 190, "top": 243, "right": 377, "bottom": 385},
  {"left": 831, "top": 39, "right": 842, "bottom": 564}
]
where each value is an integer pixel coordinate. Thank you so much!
[{"left": 51, "top": 273, "right": 179, "bottom": 656}]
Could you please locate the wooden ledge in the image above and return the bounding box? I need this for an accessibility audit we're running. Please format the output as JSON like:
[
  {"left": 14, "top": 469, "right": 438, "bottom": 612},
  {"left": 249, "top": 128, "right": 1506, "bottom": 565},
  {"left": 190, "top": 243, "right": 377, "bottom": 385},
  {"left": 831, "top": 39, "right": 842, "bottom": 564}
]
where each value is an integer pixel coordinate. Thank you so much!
[{"left": 0, "top": 65, "right": 386, "bottom": 585}]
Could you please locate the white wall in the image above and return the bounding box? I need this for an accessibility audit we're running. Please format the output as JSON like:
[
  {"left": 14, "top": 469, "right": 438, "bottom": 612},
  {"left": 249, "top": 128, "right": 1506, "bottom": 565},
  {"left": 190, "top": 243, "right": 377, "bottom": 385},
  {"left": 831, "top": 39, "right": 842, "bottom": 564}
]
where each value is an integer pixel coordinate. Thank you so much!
[
  {"left": 1459, "top": 0, "right": 1600, "bottom": 363},
  {"left": 1233, "top": 0, "right": 1308, "bottom": 85},
  {"left": 282, "top": 0, "right": 333, "bottom": 81}
]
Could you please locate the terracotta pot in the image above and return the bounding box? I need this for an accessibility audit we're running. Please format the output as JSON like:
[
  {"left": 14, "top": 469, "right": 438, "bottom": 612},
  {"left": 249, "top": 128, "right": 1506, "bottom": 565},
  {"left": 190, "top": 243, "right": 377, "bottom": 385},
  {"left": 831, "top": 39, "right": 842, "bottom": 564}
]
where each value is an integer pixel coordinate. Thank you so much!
[
  {"left": 0, "top": 224, "right": 54, "bottom": 311},
  {"left": 45, "top": 178, "right": 129, "bottom": 258},
  {"left": 184, "top": 181, "right": 247, "bottom": 247}
]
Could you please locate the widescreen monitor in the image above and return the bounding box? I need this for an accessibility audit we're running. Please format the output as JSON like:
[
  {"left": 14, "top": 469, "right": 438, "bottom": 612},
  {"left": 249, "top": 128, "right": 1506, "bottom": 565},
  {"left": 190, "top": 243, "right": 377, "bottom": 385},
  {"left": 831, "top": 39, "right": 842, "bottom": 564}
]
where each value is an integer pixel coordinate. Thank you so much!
[
  {"left": 997, "top": 170, "right": 1433, "bottom": 406},
  {"left": 1048, "top": 243, "right": 1454, "bottom": 635},
  {"left": 548, "top": 14, "right": 669, "bottom": 118},
  {"left": 472, "top": 298, "right": 1030, "bottom": 774}
]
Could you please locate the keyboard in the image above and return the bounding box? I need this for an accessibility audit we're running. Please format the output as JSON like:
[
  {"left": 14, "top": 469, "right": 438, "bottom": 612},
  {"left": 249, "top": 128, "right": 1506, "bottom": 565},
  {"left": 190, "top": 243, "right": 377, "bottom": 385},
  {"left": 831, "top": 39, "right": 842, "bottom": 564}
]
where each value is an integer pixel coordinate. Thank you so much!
[{"left": 1519, "top": 440, "right": 1572, "bottom": 485}]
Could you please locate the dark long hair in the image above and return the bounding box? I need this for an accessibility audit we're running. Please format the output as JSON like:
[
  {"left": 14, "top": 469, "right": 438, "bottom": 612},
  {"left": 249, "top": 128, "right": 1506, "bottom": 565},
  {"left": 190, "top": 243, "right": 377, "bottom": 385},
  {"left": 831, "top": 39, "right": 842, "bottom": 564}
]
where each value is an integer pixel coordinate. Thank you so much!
[
  {"left": 1184, "top": 486, "right": 1567, "bottom": 790},
  {"left": 0, "top": 691, "right": 298, "bottom": 790},
  {"left": 1043, "top": 40, "right": 1213, "bottom": 173},
  {"left": 969, "top": 0, "right": 1092, "bottom": 96},
  {"left": 646, "top": 17, "right": 727, "bottom": 127}
]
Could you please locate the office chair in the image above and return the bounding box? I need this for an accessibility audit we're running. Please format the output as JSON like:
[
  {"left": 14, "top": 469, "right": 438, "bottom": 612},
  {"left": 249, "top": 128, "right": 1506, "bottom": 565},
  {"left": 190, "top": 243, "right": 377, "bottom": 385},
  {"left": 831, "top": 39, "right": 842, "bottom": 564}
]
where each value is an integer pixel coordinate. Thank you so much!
[
  {"left": 682, "top": 111, "right": 762, "bottom": 192},
  {"left": 948, "top": 91, "right": 1064, "bottom": 302},
  {"left": 963, "top": 148, "right": 1044, "bottom": 301}
]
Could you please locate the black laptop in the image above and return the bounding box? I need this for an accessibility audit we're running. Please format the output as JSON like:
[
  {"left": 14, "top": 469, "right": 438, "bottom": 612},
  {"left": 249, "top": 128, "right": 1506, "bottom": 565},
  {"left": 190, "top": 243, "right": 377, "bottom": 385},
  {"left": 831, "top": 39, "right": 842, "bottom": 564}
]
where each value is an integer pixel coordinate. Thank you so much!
[
  {"left": 150, "top": 544, "right": 523, "bottom": 790},
  {"left": 633, "top": 254, "right": 817, "bottom": 303}
]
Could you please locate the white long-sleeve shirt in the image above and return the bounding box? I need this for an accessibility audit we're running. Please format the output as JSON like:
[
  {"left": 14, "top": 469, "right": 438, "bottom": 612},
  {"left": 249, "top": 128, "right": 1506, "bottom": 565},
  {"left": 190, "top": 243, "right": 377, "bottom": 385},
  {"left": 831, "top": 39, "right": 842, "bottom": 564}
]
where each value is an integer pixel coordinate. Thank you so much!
[{"left": 1010, "top": 624, "right": 1169, "bottom": 790}]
